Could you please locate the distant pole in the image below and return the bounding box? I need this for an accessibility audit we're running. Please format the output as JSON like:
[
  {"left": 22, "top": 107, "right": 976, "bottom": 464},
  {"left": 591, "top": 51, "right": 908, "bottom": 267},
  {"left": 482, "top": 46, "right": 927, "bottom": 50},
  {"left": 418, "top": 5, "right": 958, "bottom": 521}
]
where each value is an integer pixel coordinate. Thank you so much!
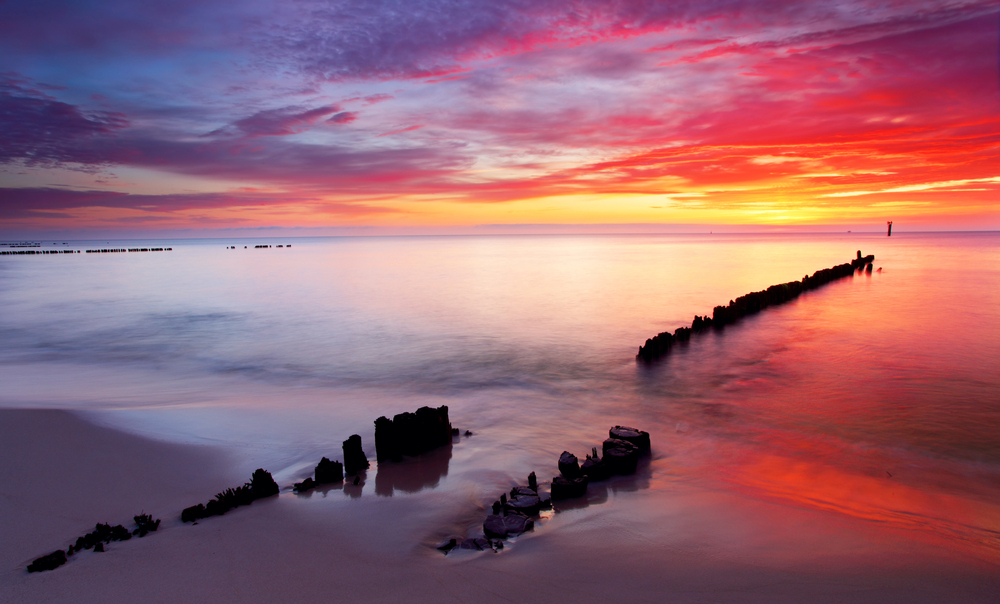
[{"left": 887, "top": 221, "right": 893, "bottom": 236}]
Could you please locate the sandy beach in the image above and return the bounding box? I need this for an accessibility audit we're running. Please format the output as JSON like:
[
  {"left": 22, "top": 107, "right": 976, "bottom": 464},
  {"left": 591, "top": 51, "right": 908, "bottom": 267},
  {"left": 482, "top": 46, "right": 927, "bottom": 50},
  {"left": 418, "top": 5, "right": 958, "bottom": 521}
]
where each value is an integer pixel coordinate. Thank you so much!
[{"left": 4, "top": 407, "right": 998, "bottom": 603}]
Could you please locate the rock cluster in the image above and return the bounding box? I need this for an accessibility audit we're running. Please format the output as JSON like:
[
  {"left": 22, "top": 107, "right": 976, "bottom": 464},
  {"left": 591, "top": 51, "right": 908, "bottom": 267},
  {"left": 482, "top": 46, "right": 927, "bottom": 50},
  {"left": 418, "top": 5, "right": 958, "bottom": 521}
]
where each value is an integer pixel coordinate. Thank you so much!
[
  {"left": 27, "top": 513, "right": 161, "bottom": 573},
  {"left": 28, "top": 408, "right": 466, "bottom": 571},
  {"left": 438, "top": 472, "right": 547, "bottom": 555},
  {"left": 181, "top": 469, "right": 280, "bottom": 522},
  {"left": 552, "top": 426, "right": 650, "bottom": 500},
  {"left": 637, "top": 253, "right": 874, "bottom": 362},
  {"left": 374, "top": 405, "right": 452, "bottom": 462},
  {"left": 439, "top": 425, "right": 651, "bottom": 555}
]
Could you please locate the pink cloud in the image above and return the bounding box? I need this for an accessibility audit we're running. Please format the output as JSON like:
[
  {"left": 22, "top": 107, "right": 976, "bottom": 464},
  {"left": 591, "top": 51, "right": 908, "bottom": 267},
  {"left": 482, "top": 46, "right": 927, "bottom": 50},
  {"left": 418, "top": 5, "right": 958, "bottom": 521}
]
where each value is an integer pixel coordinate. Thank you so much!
[
  {"left": 219, "top": 105, "right": 340, "bottom": 137},
  {"left": 327, "top": 111, "right": 358, "bottom": 124}
]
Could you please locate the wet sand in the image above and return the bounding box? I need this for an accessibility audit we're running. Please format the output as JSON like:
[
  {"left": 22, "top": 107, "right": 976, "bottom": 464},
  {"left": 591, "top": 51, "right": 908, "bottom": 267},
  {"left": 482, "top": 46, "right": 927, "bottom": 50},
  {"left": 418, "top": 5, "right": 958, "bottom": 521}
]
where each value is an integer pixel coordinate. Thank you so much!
[{"left": 3, "top": 408, "right": 999, "bottom": 603}]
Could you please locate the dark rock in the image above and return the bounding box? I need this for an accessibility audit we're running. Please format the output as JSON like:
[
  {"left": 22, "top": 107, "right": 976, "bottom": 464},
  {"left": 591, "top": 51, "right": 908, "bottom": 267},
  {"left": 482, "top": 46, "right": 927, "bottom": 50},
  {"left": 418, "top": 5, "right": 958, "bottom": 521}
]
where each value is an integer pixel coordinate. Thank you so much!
[
  {"left": 343, "top": 434, "right": 370, "bottom": 476},
  {"left": 484, "top": 514, "right": 534, "bottom": 539},
  {"left": 70, "top": 522, "right": 132, "bottom": 551},
  {"left": 93, "top": 542, "right": 104, "bottom": 553},
  {"left": 250, "top": 468, "right": 280, "bottom": 499},
  {"left": 436, "top": 538, "right": 457, "bottom": 553},
  {"left": 374, "top": 406, "right": 452, "bottom": 463},
  {"left": 181, "top": 504, "right": 205, "bottom": 523},
  {"left": 602, "top": 441, "right": 639, "bottom": 475},
  {"left": 473, "top": 538, "right": 492, "bottom": 551},
  {"left": 558, "top": 451, "right": 581, "bottom": 478},
  {"left": 464, "top": 430, "right": 473, "bottom": 436},
  {"left": 133, "top": 513, "right": 160, "bottom": 537},
  {"left": 293, "top": 477, "right": 317, "bottom": 493},
  {"left": 603, "top": 438, "right": 638, "bottom": 457},
  {"left": 510, "top": 486, "right": 535, "bottom": 497},
  {"left": 27, "top": 550, "right": 67, "bottom": 573},
  {"left": 504, "top": 494, "right": 541, "bottom": 516},
  {"left": 528, "top": 472, "right": 537, "bottom": 491},
  {"left": 204, "top": 498, "right": 227, "bottom": 517},
  {"left": 483, "top": 515, "right": 507, "bottom": 538},
  {"left": 314, "top": 457, "right": 344, "bottom": 484},
  {"left": 352, "top": 475, "right": 360, "bottom": 486},
  {"left": 550, "top": 475, "right": 589, "bottom": 500},
  {"left": 374, "top": 416, "right": 400, "bottom": 462},
  {"left": 609, "top": 426, "right": 651, "bottom": 454},
  {"left": 182, "top": 468, "right": 278, "bottom": 523},
  {"left": 580, "top": 456, "right": 611, "bottom": 481},
  {"left": 459, "top": 538, "right": 483, "bottom": 550}
]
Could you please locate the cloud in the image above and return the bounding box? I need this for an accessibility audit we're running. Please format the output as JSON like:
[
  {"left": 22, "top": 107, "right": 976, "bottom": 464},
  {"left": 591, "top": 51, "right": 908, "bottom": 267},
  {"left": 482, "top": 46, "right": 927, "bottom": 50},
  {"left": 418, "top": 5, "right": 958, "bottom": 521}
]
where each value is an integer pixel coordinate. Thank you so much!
[
  {"left": 0, "top": 78, "right": 128, "bottom": 167},
  {"left": 821, "top": 178, "right": 1000, "bottom": 198},
  {"left": 0, "top": 187, "right": 399, "bottom": 219},
  {"left": 226, "top": 105, "right": 341, "bottom": 137},
  {"left": 327, "top": 111, "right": 358, "bottom": 124},
  {"left": 2, "top": 1, "right": 999, "bottom": 231}
]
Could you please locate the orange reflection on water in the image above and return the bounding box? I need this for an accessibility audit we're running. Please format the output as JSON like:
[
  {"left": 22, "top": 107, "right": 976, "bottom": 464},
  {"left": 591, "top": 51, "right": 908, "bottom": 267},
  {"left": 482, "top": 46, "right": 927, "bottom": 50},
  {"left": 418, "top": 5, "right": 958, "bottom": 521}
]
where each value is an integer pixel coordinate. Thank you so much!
[{"left": 715, "top": 444, "right": 1000, "bottom": 563}]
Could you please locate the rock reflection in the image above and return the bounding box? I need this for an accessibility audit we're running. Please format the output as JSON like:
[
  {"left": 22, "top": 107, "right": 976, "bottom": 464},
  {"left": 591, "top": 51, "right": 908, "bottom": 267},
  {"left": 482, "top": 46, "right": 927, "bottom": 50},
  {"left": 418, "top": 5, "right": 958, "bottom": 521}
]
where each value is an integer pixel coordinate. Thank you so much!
[
  {"left": 344, "top": 472, "right": 366, "bottom": 499},
  {"left": 375, "top": 445, "right": 452, "bottom": 497},
  {"left": 551, "top": 456, "right": 652, "bottom": 512},
  {"left": 293, "top": 481, "right": 345, "bottom": 499}
]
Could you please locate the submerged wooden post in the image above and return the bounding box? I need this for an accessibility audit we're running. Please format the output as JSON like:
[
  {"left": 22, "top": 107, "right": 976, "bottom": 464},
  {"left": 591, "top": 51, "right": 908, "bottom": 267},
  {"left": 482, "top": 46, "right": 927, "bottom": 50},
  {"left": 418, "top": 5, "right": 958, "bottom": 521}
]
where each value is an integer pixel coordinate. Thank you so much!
[{"left": 887, "top": 221, "right": 893, "bottom": 236}]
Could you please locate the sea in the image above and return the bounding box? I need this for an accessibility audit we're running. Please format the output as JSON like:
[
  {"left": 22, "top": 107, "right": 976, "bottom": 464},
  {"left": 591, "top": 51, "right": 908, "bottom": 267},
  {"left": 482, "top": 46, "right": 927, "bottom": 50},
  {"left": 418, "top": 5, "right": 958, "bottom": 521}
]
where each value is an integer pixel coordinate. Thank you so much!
[{"left": 2, "top": 232, "right": 998, "bottom": 565}]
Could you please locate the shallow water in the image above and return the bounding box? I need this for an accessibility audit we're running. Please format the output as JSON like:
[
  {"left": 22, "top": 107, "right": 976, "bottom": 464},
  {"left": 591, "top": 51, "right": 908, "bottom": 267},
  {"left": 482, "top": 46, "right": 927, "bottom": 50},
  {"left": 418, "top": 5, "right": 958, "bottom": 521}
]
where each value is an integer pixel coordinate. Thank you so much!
[{"left": 2, "top": 232, "right": 998, "bottom": 563}]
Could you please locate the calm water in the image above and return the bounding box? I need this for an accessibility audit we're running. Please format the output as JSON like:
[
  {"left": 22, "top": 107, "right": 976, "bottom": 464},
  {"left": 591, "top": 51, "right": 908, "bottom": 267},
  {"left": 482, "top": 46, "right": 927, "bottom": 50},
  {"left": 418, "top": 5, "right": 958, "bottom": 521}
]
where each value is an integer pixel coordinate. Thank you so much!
[{"left": 2, "top": 232, "right": 999, "bottom": 560}]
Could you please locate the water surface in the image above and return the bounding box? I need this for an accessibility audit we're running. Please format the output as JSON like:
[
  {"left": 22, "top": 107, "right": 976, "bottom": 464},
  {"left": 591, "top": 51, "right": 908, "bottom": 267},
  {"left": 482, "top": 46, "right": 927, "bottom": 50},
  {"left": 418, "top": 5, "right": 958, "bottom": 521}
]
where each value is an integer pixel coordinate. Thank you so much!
[{"left": 2, "top": 232, "right": 998, "bottom": 564}]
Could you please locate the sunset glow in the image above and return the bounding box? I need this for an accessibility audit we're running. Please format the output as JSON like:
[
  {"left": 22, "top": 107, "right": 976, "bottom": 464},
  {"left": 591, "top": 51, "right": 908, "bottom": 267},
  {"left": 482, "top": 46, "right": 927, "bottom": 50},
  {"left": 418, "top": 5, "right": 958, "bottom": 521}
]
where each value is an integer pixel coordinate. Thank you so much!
[{"left": 1, "top": 0, "right": 998, "bottom": 236}]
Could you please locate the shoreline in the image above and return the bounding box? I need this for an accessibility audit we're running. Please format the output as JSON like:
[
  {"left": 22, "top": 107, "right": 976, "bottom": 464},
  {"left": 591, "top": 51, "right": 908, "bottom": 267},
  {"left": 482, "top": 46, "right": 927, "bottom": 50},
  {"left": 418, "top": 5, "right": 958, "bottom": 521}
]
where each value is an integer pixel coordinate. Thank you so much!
[{"left": 3, "top": 408, "right": 999, "bottom": 603}]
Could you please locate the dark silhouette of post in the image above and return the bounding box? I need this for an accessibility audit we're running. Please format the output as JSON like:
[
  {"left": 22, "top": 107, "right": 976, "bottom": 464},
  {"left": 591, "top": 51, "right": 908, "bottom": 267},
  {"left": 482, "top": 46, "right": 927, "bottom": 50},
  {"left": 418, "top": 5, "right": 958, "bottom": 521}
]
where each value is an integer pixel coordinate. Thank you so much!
[{"left": 887, "top": 221, "right": 893, "bottom": 236}]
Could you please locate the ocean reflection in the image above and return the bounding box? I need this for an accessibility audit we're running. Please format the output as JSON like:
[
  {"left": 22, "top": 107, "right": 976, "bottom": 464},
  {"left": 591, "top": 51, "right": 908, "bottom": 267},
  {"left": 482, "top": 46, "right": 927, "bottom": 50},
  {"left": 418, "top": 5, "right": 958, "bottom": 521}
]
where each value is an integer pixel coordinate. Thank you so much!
[
  {"left": 293, "top": 481, "right": 345, "bottom": 499},
  {"left": 343, "top": 472, "right": 367, "bottom": 499},
  {"left": 375, "top": 445, "right": 452, "bottom": 497},
  {"left": 551, "top": 457, "right": 653, "bottom": 512},
  {"left": 2, "top": 233, "right": 998, "bottom": 563}
]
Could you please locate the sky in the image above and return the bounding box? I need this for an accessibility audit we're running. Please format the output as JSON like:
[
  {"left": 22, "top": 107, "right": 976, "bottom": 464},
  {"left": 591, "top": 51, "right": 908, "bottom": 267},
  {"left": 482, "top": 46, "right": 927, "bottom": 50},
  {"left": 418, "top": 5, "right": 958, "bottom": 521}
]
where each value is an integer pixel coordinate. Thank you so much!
[{"left": 1, "top": 0, "right": 998, "bottom": 237}]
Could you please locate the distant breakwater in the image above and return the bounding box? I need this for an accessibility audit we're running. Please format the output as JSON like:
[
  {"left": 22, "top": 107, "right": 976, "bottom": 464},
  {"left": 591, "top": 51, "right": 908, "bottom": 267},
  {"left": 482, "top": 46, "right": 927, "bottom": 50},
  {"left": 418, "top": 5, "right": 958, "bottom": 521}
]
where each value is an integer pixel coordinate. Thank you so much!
[
  {"left": 636, "top": 251, "right": 876, "bottom": 363},
  {"left": 0, "top": 247, "right": 173, "bottom": 256},
  {"left": 86, "top": 247, "right": 172, "bottom": 253},
  {"left": 0, "top": 250, "right": 79, "bottom": 255}
]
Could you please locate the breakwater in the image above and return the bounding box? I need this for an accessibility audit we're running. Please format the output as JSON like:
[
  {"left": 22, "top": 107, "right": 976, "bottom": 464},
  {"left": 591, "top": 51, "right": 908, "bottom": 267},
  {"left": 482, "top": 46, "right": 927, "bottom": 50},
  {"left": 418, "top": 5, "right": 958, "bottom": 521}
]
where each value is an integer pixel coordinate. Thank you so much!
[
  {"left": 86, "top": 248, "right": 171, "bottom": 253},
  {"left": 0, "top": 250, "right": 78, "bottom": 255},
  {"left": 0, "top": 248, "right": 173, "bottom": 255},
  {"left": 636, "top": 251, "right": 875, "bottom": 363},
  {"left": 26, "top": 404, "right": 647, "bottom": 569}
]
